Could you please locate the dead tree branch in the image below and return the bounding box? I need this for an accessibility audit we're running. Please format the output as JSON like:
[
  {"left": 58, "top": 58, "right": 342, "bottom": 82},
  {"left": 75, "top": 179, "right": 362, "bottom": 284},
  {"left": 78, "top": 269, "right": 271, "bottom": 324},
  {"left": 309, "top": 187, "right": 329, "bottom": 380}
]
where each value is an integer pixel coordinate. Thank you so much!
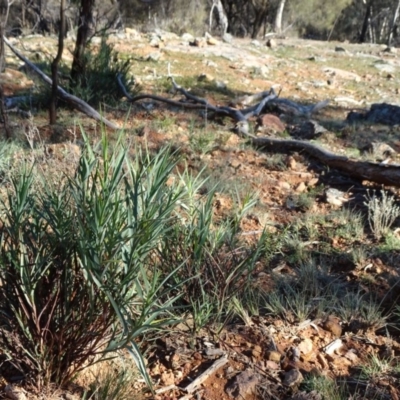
[
  {"left": 251, "top": 135, "right": 400, "bottom": 187},
  {"left": 3, "top": 36, "right": 120, "bottom": 130},
  {"left": 117, "top": 72, "right": 282, "bottom": 136},
  {"left": 119, "top": 73, "right": 400, "bottom": 187}
]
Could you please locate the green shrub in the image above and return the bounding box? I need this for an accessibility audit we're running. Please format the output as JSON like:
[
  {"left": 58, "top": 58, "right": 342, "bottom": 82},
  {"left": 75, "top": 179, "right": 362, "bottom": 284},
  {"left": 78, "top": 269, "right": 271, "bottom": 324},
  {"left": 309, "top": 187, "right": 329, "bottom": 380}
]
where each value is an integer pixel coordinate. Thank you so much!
[
  {"left": 0, "top": 133, "right": 185, "bottom": 389},
  {"left": 70, "top": 38, "right": 135, "bottom": 106}
]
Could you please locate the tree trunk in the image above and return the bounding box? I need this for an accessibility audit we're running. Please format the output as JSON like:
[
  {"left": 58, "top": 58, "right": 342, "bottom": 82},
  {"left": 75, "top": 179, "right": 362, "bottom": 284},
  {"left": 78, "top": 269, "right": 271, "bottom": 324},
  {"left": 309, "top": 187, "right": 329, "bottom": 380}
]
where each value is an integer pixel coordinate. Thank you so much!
[
  {"left": 251, "top": 9, "right": 268, "bottom": 38},
  {"left": 49, "top": 0, "right": 65, "bottom": 125},
  {"left": 210, "top": 0, "right": 229, "bottom": 35},
  {"left": 70, "top": 0, "right": 95, "bottom": 84},
  {"left": 360, "top": 0, "right": 373, "bottom": 43},
  {"left": 0, "top": 21, "right": 4, "bottom": 74},
  {"left": 0, "top": 3, "right": 11, "bottom": 139},
  {"left": 274, "top": 0, "right": 286, "bottom": 34},
  {"left": 387, "top": 0, "right": 400, "bottom": 46}
]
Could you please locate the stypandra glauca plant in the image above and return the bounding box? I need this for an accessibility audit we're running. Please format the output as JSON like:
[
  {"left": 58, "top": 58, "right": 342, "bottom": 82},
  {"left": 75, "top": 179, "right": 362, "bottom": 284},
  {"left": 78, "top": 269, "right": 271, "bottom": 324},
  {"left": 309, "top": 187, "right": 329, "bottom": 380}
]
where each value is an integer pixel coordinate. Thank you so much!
[
  {"left": 158, "top": 169, "right": 267, "bottom": 333},
  {"left": 0, "top": 132, "right": 186, "bottom": 391}
]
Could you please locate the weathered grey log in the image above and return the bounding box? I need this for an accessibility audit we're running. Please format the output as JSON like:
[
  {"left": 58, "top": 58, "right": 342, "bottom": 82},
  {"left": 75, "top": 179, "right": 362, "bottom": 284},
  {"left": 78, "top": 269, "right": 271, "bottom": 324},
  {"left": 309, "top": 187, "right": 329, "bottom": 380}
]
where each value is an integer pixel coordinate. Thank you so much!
[
  {"left": 252, "top": 135, "right": 400, "bottom": 187},
  {"left": 3, "top": 36, "right": 120, "bottom": 130}
]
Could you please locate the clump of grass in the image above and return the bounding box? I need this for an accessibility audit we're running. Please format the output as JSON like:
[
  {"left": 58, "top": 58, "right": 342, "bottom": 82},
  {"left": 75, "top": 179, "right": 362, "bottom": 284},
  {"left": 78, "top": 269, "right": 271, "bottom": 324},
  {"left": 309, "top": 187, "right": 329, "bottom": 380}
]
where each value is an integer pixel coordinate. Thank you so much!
[
  {"left": 364, "top": 190, "right": 400, "bottom": 240},
  {"left": 350, "top": 245, "right": 369, "bottom": 267},
  {"left": 327, "top": 208, "right": 365, "bottom": 241},
  {"left": 302, "top": 375, "right": 347, "bottom": 400},
  {"left": 188, "top": 129, "right": 218, "bottom": 155},
  {"left": 82, "top": 353, "right": 139, "bottom": 400},
  {"left": 337, "top": 291, "right": 388, "bottom": 331},
  {"left": 263, "top": 259, "right": 343, "bottom": 323},
  {"left": 158, "top": 171, "right": 266, "bottom": 333},
  {"left": 263, "top": 153, "right": 288, "bottom": 171}
]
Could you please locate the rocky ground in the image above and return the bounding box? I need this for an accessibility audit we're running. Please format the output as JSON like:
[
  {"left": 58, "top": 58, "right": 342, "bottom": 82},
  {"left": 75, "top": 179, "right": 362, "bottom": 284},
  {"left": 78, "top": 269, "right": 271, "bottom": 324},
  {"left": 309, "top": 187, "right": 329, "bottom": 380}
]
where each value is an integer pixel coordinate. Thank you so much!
[{"left": 2, "top": 29, "right": 400, "bottom": 400}]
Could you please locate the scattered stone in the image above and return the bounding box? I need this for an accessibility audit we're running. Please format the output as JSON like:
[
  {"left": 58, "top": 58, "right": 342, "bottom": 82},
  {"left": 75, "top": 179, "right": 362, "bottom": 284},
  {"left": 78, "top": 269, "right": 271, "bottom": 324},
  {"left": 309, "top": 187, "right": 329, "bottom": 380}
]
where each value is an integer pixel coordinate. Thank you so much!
[
  {"left": 278, "top": 181, "right": 291, "bottom": 191},
  {"left": 298, "top": 338, "right": 313, "bottom": 355},
  {"left": 225, "top": 369, "right": 260, "bottom": 398},
  {"left": 283, "top": 369, "right": 303, "bottom": 387},
  {"left": 267, "top": 350, "right": 282, "bottom": 362},
  {"left": 333, "top": 356, "right": 352, "bottom": 367},
  {"left": 207, "top": 36, "right": 218, "bottom": 45},
  {"left": 334, "top": 96, "right": 363, "bottom": 106},
  {"left": 323, "top": 67, "right": 361, "bottom": 82},
  {"left": 312, "top": 80, "right": 327, "bottom": 88},
  {"left": 250, "top": 65, "right": 269, "bottom": 77},
  {"left": 160, "top": 370, "right": 175, "bottom": 386},
  {"left": 181, "top": 32, "right": 195, "bottom": 42},
  {"left": 204, "top": 59, "right": 218, "bottom": 68},
  {"left": 290, "top": 120, "right": 327, "bottom": 139},
  {"left": 344, "top": 350, "right": 358, "bottom": 362},
  {"left": 64, "top": 393, "right": 79, "bottom": 400},
  {"left": 198, "top": 73, "right": 214, "bottom": 82},
  {"left": 4, "top": 385, "right": 27, "bottom": 400},
  {"left": 222, "top": 33, "right": 233, "bottom": 43},
  {"left": 125, "top": 27, "right": 141, "bottom": 39},
  {"left": 265, "top": 360, "right": 280, "bottom": 370},
  {"left": 317, "top": 353, "right": 329, "bottom": 369},
  {"left": 256, "top": 114, "right": 286, "bottom": 134},
  {"left": 335, "top": 46, "right": 347, "bottom": 53},
  {"left": 251, "top": 40, "right": 261, "bottom": 47},
  {"left": 266, "top": 38, "right": 277, "bottom": 48},
  {"left": 215, "top": 80, "right": 227, "bottom": 89},
  {"left": 308, "top": 56, "right": 327, "bottom": 62},
  {"left": 362, "top": 142, "right": 396, "bottom": 159},
  {"left": 289, "top": 390, "right": 322, "bottom": 400},
  {"left": 251, "top": 345, "right": 263, "bottom": 358},
  {"left": 325, "top": 188, "right": 351, "bottom": 207},
  {"left": 146, "top": 52, "right": 162, "bottom": 62},
  {"left": 192, "top": 37, "right": 207, "bottom": 47},
  {"left": 374, "top": 60, "right": 396, "bottom": 73},
  {"left": 286, "top": 155, "right": 297, "bottom": 170},
  {"left": 347, "top": 103, "right": 400, "bottom": 126},
  {"left": 307, "top": 178, "right": 319, "bottom": 187},
  {"left": 91, "top": 36, "right": 102, "bottom": 45},
  {"left": 170, "top": 353, "right": 180, "bottom": 369},
  {"left": 323, "top": 339, "right": 343, "bottom": 355},
  {"left": 230, "top": 159, "right": 241, "bottom": 169},
  {"left": 295, "top": 182, "right": 307, "bottom": 193},
  {"left": 205, "top": 348, "right": 225, "bottom": 357},
  {"left": 384, "top": 46, "right": 397, "bottom": 53},
  {"left": 149, "top": 38, "right": 160, "bottom": 47}
]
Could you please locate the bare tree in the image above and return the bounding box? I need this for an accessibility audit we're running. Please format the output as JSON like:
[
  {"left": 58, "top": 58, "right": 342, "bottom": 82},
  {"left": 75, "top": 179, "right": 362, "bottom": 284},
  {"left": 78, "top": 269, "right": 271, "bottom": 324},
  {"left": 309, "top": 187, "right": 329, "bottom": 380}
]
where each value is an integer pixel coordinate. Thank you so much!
[
  {"left": 70, "top": 0, "right": 95, "bottom": 84},
  {"left": 250, "top": 0, "right": 269, "bottom": 38},
  {"left": 209, "top": 0, "right": 229, "bottom": 35},
  {"left": 360, "top": 0, "right": 373, "bottom": 42},
  {"left": 0, "top": 0, "right": 14, "bottom": 139},
  {"left": 274, "top": 0, "right": 286, "bottom": 33},
  {"left": 387, "top": 0, "right": 400, "bottom": 45},
  {"left": 49, "top": 0, "right": 65, "bottom": 125}
]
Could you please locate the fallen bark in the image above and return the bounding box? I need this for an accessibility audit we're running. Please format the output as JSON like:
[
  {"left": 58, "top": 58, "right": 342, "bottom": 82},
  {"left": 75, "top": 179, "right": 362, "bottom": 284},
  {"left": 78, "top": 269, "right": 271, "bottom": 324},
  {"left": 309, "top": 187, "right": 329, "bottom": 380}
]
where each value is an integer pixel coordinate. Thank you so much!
[
  {"left": 3, "top": 36, "right": 120, "bottom": 130},
  {"left": 251, "top": 135, "right": 400, "bottom": 187}
]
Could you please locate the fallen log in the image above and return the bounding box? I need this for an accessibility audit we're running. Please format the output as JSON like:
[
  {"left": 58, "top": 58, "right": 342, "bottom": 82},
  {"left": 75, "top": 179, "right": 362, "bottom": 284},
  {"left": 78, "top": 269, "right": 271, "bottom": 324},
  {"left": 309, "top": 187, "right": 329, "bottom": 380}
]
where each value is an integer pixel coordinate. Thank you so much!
[
  {"left": 117, "top": 68, "right": 328, "bottom": 137},
  {"left": 251, "top": 135, "right": 400, "bottom": 187},
  {"left": 3, "top": 36, "right": 120, "bottom": 130},
  {"left": 118, "top": 70, "right": 400, "bottom": 187}
]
